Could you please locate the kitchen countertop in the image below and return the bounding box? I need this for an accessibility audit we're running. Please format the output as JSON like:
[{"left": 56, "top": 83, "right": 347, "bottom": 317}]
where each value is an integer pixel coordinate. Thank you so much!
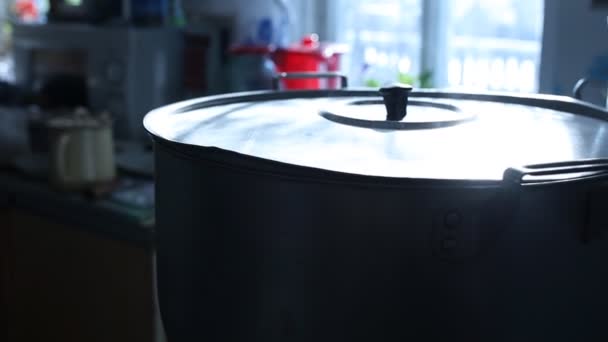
[
  {"left": 0, "top": 106, "right": 155, "bottom": 248},
  {"left": 0, "top": 170, "right": 155, "bottom": 248}
]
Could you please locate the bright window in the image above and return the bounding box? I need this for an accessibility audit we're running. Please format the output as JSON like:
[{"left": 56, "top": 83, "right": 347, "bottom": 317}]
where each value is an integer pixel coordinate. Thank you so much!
[
  {"left": 329, "top": 0, "right": 544, "bottom": 92},
  {"left": 444, "top": 0, "right": 544, "bottom": 92},
  {"left": 334, "top": 0, "right": 422, "bottom": 87}
]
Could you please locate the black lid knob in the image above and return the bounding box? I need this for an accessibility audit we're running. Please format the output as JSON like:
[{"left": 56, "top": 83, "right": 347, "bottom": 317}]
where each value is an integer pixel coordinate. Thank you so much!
[{"left": 379, "top": 83, "right": 413, "bottom": 121}]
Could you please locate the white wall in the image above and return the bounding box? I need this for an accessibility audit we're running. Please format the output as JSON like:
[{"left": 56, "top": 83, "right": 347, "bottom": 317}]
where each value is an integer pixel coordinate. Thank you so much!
[
  {"left": 181, "top": 0, "right": 314, "bottom": 43},
  {"left": 540, "top": 0, "right": 608, "bottom": 99}
]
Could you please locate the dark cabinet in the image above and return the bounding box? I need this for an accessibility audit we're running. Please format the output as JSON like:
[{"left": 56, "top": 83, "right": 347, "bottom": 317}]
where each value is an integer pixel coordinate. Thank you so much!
[
  {"left": 0, "top": 204, "right": 13, "bottom": 342},
  {"left": 3, "top": 209, "right": 160, "bottom": 342}
]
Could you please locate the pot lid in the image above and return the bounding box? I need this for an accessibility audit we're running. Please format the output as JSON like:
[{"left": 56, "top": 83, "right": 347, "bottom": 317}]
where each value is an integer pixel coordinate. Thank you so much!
[{"left": 144, "top": 84, "right": 608, "bottom": 181}]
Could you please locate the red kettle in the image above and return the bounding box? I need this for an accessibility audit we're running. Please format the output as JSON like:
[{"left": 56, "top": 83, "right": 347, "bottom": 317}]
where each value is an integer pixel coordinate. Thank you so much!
[{"left": 271, "top": 34, "right": 348, "bottom": 89}]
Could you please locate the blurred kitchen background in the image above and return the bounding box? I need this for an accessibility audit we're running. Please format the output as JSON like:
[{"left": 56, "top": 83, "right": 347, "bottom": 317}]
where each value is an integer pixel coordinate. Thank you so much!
[{"left": 1, "top": 0, "right": 608, "bottom": 341}]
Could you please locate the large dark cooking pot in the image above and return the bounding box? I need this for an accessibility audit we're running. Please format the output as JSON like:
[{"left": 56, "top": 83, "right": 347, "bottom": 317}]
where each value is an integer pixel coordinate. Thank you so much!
[{"left": 144, "top": 73, "right": 608, "bottom": 342}]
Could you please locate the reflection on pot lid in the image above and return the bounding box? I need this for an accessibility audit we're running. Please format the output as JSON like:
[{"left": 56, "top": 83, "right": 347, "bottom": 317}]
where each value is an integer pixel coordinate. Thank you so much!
[{"left": 143, "top": 88, "right": 608, "bottom": 181}]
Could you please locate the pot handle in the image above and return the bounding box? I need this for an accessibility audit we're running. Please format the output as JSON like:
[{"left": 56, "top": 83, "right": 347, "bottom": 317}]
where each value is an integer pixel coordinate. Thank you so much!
[
  {"left": 379, "top": 83, "right": 414, "bottom": 121},
  {"left": 503, "top": 159, "right": 608, "bottom": 186},
  {"left": 272, "top": 72, "right": 348, "bottom": 90},
  {"left": 573, "top": 77, "right": 607, "bottom": 102}
]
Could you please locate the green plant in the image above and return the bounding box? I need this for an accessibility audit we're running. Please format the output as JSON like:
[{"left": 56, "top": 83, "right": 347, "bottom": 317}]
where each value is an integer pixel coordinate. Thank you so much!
[
  {"left": 418, "top": 70, "right": 433, "bottom": 88},
  {"left": 364, "top": 70, "right": 434, "bottom": 89},
  {"left": 364, "top": 79, "right": 381, "bottom": 88},
  {"left": 398, "top": 73, "right": 416, "bottom": 86},
  {"left": 398, "top": 70, "right": 434, "bottom": 88}
]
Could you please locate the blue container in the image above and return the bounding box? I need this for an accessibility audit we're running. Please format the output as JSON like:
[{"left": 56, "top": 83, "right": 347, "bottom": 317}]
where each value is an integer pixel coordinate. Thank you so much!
[{"left": 131, "top": 0, "right": 169, "bottom": 25}]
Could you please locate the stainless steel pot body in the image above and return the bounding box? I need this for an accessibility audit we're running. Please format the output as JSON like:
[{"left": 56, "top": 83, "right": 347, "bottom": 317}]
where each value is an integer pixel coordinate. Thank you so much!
[
  {"left": 153, "top": 140, "right": 608, "bottom": 342},
  {"left": 146, "top": 84, "right": 608, "bottom": 342}
]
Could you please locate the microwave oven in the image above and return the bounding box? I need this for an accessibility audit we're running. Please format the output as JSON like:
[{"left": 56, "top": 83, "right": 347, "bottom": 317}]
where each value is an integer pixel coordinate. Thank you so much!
[{"left": 12, "top": 23, "right": 183, "bottom": 141}]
